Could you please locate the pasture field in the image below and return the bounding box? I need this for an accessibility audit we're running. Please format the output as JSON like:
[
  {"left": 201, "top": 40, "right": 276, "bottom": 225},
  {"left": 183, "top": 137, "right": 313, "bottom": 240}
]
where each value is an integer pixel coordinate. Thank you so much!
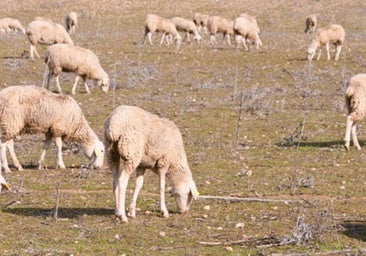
[{"left": 0, "top": 0, "right": 366, "bottom": 255}]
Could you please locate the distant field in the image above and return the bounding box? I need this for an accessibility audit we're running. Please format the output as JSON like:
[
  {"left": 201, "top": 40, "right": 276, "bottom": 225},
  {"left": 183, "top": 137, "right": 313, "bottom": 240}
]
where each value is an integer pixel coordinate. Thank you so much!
[{"left": 0, "top": 0, "right": 366, "bottom": 255}]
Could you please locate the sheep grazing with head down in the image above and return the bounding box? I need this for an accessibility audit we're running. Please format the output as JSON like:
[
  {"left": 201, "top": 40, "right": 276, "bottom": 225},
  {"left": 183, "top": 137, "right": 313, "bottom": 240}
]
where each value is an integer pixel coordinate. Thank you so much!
[
  {"left": 26, "top": 19, "right": 74, "bottom": 59},
  {"left": 0, "top": 86, "right": 105, "bottom": 172},
  {"left": 344, "top": 74, "right": 366, "bottom": 151},
  {"left": 170, "top": 17, "right": 202, "bottom": 44},
  {"left": 304, "top": 14, "right": 317, "bottom": 34},
  {"left": 193, "top": 13, "right": 210, "bottom": 35},
  {"left": 306, "top": 24, "right": 345, "bottom": 61},
  {"left": 0, "top": 18, "right": 26, "bottom": 34},
  {"left": 233, "top": 13, "right": 262, "bottom": 50},
  {"left": 43, "top": 43, "right": 109, "bottom": 95},
  {"left": 104, "top": 105, "right": 199, "bottom": 223},
  {"left": 207, "top": 16, "right": 234, "bottom": 47},
  {"left": 65, "top": 11, "right": 78, "bottom": 35},
  {"left": 142, "top": 14, "right": 182, "bottom": 51}
]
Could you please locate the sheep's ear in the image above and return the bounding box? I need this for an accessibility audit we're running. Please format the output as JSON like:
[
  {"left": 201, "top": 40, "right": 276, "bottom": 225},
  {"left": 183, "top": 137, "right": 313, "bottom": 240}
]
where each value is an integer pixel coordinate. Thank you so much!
[{"left": 189, "top": 180, "right": 199, "bottom": 200}]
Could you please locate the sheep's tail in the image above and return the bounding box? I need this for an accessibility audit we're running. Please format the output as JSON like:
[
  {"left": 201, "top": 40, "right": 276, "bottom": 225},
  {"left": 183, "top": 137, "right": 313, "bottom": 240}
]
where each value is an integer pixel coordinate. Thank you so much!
[{"left": 345, "top": 85, "right": 355, "bottom": 114}]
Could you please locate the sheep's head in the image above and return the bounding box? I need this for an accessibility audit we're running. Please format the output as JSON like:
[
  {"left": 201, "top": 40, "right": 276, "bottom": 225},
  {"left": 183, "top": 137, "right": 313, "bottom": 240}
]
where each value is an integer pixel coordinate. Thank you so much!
[
  {"left": 194, "top": 34, "right": 202, "bottom": 44},
  {"left": 85, "top": 140, "right": 105, "bottom": 169},
  {"left": 170, "top": 179, "right": 199, "bottom": 214},
  {"left": 98, "top": 77, "right": 110, "bottom": 93}
]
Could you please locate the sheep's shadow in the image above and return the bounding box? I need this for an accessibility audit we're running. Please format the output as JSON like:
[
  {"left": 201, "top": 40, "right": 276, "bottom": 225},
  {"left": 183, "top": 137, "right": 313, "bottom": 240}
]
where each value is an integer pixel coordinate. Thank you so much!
[
  {"left": 2, "top": 207, "right": 114, "bottom": 219},
  {"left": 340, "top": 221, "right": 366, "bottom": 241},
  {"left": 276, "top": 140, "right": 345, "bottom": 148}
]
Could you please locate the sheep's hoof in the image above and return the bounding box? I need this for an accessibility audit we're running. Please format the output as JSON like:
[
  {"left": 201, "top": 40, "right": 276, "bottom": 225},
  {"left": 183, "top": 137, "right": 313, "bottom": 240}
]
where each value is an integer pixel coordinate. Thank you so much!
[
  {"left": 343, "top": 144, "right": 349, "bottom": 151},
  {"left": 162, "top": 211, "right": 169, "bottom": 218},
  {"left": 4, "top": 168, "right": 12, "bottom": 174},
  {"left": 115, "top": 214, "right": 128, "bottom": 223}
]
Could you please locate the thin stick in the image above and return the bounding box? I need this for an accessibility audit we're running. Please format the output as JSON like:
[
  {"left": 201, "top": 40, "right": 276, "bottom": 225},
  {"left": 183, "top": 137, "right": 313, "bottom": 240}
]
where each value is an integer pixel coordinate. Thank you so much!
[
  {"left": 235, "top": 91, "right": 244, "bottom": 147},
  {"left": 53, "top": 182, "right": 61, "bottom": 220},
  {"left": 198, "top": 195, "right": 301, "bottom": 204}
]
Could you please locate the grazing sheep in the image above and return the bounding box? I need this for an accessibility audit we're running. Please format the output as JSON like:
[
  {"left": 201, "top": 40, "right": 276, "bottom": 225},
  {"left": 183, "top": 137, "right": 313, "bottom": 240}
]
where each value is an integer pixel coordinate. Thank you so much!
[
  {"left": 344, "top": 74, "right": 366, "bottom": 151},
  {"left": 207, "top": 16, "right": 234, "bottom": 47},
  {"left": 0, "top": 18, "right": 26, "bottom": 34},
  {"left": 193, "top": 13, "right": 210, "bottom": 34},
  {"left": 233, "top": 13, "right": 262, "bottom": 50},
  {"left": 170, "top": 17, "right": 202, "bottom": 43},
  {"left": 26, "top": 19, "right": 74, "bottom": 59},
  {"left": 0, "top": 86, "right": 105, "bottom": 172},
  {"left": 104, "top": 105, "right": 199, "bottom": 223},
  {"left": 65, "top": 11, "right": 78, "bottom": 35},
  {"left": 43, "top": 43, "right": 110, "bottom": 95},
  {"left": 0, "top": 173, "right": 10, "bottom": 193},
  {"left": 142, "top": 14, "right": 182, "bottom": 50},
  {"left": 306, "top": 24, "right": 345, "bottom": 61},
  {"left": 304, "top": 14, "right": 317, "bottom": 34}
]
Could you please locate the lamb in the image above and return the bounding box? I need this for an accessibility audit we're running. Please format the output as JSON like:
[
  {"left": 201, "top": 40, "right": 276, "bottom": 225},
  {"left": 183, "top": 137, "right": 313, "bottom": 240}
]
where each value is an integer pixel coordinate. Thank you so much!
[
  {"left": 306, "top": 24, "right": 345, "bottom": 61},
  {"left": 233, "top": 13, "right": 262, "bottom": 50},
  {"left": 65, "top": 11, "right": 78, "bottom": 35},
  {"left": 193, "top": 13, "right": 210, "bottom": 34},
  {"left": 344, "top": 74, "right": 366, "bottom": 151},
  {"left": 0, "top": 85, "right": 105, "bottom": 172},
  {"left": 304, "top": 14, "right": 317, "bottom": 34},
  {"left": 104, "top": 105, "right": 199, "bottom": 223},
  {"left": 207, "top": 16, "right": 234, "bottom": 47},
  {"left": 142, "top": 14, "right": 182, "bottom": 50},
  {"left": 43, "top": 43, "right": 110, "bottom": 95},
  {"left": 0, "top": 18, "right": 26, "bottom": 34},
  {"left": 170, "top": 17, "right": 202, "bottom": 43},
  {"left": 26, "top": 19, "right": 74, "bottom": 59}
]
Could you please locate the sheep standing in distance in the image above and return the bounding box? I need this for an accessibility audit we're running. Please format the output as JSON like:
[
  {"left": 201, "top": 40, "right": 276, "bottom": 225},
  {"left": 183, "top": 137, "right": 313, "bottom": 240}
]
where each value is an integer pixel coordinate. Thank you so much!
[
  {"left": 142, "top": 14, "right": 182, "bottom": 51},
  {"left": 304, "top": 14, "right": 317, "bottom": 34},
  {"left": 104, "top": 105, "right": 199, "bottom": 223},
  {"left": 344, "top": 74, "right": 366, "bottom": 151},
  {"left": 0, "top": 86, "right": 105, "bottom": 171},
  {"left": 233, "top": 13, "right": 262, "bottom": 50},
  {"left": 207, "top": 16, "right": 234, "bottom": 47},
  {"left": 65, "top": 11, "right": 78, "bottom": 36},
  {"left": 170, "top": 17, "right": 202, "bottom": 44},
  {"left": 26, "top": 19, "right": 74, "bottom": 59},
  {"left": 306, "top": 24, "right": 345, "bottom": 61},
  {"left": 0, "top": 18, "right": 26, "bottom": 34},
  {"left": 193, "top": 13, "right": 210, "bottom": 35},
  {"left": 43, "top": 43, "right": 110, "bottom": 95}
]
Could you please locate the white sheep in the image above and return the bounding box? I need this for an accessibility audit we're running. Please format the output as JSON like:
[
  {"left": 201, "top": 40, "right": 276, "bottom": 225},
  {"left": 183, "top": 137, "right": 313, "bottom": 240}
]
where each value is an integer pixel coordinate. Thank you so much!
[
  {"left": 0, "top": 85, "right": 105, "bottom": 172},
  {"left": 170, "top": 17, "right": 202, "bottom": 44},
  {"left": 233, "top": 13, "right": 262, "bottom": 50},
  {"left": 142, "top": 14, "right": 182, "bottom": 50},
  {"left": 193, "top": 13, "right": 210, "bottom": 35},
  {"left": 65, "top": 11, "right": 78, "bottom": 35},
  {"left": 207, "top": 16, "right": 234, "bottom": 47},
  {"left": 43, "top": 43, "right": 110, "bottom": 95},
  {"left": 306, "top": 24, "right": 345, "bottom": 61},
  {"left": 304, "top": 14, "right": 317, "bottom": 34},
  {"left": 344, "top": 74, "right": 366, "bottom": 151},
  {"left": 104, "top": 105, "right": 199, "bottom": 223},
  {"left": 26, "top": 19, "right": 74, "bottom": 59},
  {"left": 0, "top": 18, "right": 26, "bottom": 34}
]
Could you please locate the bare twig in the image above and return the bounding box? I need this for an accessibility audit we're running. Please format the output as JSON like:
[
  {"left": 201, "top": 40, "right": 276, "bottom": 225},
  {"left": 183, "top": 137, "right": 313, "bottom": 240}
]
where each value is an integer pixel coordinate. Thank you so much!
[
  {"left": 235, "top": 91, "right": 244, "bottom": 147},
  {"left": 198, "top": 195, "right": 302, "bottom": 204},
  {"left": 53, "top": 182, "right": 61, "bottom": 220}
]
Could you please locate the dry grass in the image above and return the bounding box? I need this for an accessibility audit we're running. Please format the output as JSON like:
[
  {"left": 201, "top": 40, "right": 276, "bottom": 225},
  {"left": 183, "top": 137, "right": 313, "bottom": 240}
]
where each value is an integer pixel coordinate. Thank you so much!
[{"left": 1, "top": 0, "right": 366, "bottom": 255}]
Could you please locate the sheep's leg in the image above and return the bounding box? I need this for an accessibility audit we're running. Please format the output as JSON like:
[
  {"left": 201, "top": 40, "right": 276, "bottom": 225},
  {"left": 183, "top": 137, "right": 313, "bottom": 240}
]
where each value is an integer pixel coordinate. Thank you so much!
[
  {"left": 147, "top": 32, "right": 153, "bottom": 45},
  {"left": 7, "top": 139, "right": 23, "bottom": 171},
  {"left": 316, "top": 48, "right": 322, "bottom": 61},
  {"left": 160, "top": 33, "right": 167, "bottom": 45},
  {"left": 351, "top": 121, "right": 361, "bottom": 150},
  {"left": 226, "top": 34, "right": 231, "bottom": 45},
  {"left": 30, "top": 45, "right": 40, "bottom": 59},
  {"left": 0, "top": 141, "right": 11, "bottom": 173},
  {"left": 82, "top": 76, "right": 91, "bottom": 94},
  {"left": 115, "top": 166, "right": 133, "bottom": 223},
  {"left": 108, "top": 146, "right": 122, "bottom": 219},
  {"left": 158, "top": 166, "right": 169, "bottom": 218},
  {"left": 128, "top": 167, "right": 146, "bottom": 218},
  {"left": 38, "top": 131, "right": 53, "bottom": 170},
  {"left": 210, "top": 35, "right": 216, "bottom": 47},
  {"left": 325, "top": 43, "right": 330, "bottom": 60},
  {"left": 55, "top": 137, "right": 66, "bottom": 169},
  {"left": 335, "top": 45, "right": 342, "bottom": 61},
  {"left": 72, "top": 75, "right": 81, "bottom": 95},
  {"left": 55, "top": 75, "right": 62, "bottom": 93}
]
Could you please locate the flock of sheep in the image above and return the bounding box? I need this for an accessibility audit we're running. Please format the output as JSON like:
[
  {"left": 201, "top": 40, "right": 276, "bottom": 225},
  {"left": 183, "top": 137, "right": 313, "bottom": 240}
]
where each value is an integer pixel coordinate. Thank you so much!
[{"left": 0, "top": 10, "right": 365, "bottom": 224}]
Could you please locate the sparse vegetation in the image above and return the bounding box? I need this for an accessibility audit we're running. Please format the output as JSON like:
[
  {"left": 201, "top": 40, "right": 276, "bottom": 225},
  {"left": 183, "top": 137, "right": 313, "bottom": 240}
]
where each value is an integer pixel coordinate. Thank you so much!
[{"left": 1, "top": 0, "right": 366, "bottom": 255}]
